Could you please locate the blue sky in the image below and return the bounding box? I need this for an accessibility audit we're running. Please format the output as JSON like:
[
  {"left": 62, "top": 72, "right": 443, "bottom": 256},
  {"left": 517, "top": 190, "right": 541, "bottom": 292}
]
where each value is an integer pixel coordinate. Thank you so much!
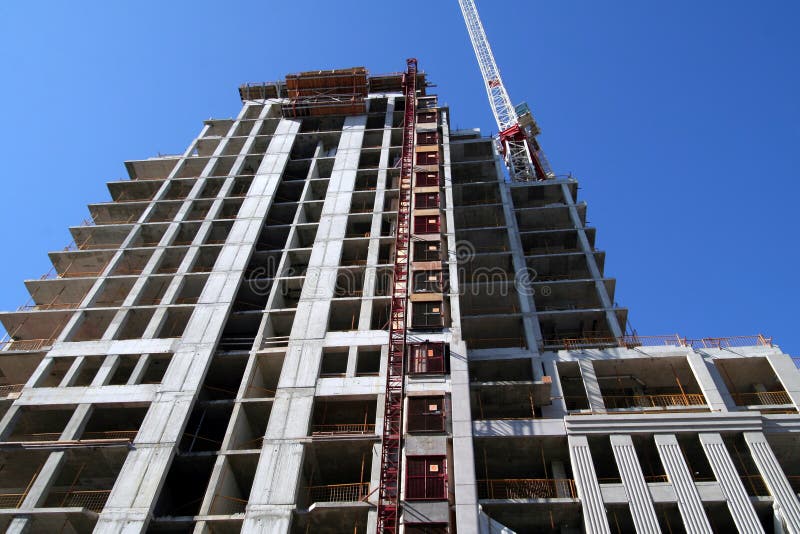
[{"left": 0, "top": 1, "right": 798, "bottom": 354}]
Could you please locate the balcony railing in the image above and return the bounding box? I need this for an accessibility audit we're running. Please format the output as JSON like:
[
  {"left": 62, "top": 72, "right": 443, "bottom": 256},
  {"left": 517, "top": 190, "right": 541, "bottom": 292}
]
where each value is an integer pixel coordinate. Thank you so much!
[
  {"left": 51, "top": 489, "right": 111, "bottom": 512},
  {"left": 0, "top": 339, "right": 55, "bottom": 352},
  {"left": 80, "top": 430, "right": 138, "bottom": 441},
  {"left": 0, "top": 384, "right": 24, "bottom": 398},
  {"left": 731, "top": 391, "right": 792, "bottom": 406},
  {"left": 306, "top": 482, "right": 369, "bottom": 503},
  {"left": 0, "top": 493, "right": 26, "bottom": 509},
  {"left": 544, "top": 333, "right": 773, "bottom": 351},
  {"left": 602, "top": 393, "right": 707, "bottom": 410},
  {"left": 5, "top": 431, "right": 137, "bottom": 443},
  {"left": 477, "top": 478, "right": 577, "bottom": 499},
  {"left": 17, "top": 302, "right": 80, "bottom": 311},
  {"left": 311, "top": 423, "right": 376, "bottom": 436}
]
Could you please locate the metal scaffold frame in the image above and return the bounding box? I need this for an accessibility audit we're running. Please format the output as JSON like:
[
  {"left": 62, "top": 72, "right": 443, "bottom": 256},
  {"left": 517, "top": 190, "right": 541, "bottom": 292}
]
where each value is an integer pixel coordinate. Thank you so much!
[{"left": 376, "top": 58, "right": 418, "bottom": 534}]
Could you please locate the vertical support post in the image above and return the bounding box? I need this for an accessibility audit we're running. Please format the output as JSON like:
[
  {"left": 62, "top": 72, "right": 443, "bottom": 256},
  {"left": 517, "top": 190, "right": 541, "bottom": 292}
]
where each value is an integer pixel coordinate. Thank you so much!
[
  {"left": 698, "top": 433, "right": 764, "bottom": 534},
  {"left": 609, "top": 435, "right": 662, "bottom": 533},
  {"left": 743, "top": 432, "right": 800, "bottom": 531},
  {"left": 654, "top": 434, "right": 712, "bottom": 534},
  {"left": 568, "top": 435, "right": 611, "bottom": 534}
]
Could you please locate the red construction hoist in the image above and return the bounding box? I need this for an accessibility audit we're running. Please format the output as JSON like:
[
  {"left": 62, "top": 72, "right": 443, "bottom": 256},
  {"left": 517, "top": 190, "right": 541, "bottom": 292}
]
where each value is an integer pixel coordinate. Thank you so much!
[{"left": 376, "top": 57, "right": 418, "bottom": 534}]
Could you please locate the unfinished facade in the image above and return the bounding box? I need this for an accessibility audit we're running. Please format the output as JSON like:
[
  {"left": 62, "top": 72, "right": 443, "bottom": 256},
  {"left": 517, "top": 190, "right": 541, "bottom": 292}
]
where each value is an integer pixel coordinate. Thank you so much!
[{"left": 0, "top": 63, "right": 799, "bottom": 534}]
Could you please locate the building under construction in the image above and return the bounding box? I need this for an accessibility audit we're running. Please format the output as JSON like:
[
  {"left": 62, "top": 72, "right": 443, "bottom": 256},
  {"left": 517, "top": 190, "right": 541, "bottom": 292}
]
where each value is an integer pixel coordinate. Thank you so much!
[{"left": 0, "top": 62, "right": 799, "bottom": 534}]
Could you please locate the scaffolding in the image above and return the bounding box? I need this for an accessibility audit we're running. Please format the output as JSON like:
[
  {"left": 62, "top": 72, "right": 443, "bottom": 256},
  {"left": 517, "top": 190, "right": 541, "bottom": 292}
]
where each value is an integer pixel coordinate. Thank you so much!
[{"left": 280, "top": 67, "right": 368, "bottom": 118}]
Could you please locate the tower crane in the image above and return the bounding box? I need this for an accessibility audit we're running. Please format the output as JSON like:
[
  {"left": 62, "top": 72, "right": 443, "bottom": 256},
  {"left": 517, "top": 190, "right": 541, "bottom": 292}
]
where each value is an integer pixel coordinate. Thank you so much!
[{"left": 457, "top": 0, "right": 554, "bottom": 181}]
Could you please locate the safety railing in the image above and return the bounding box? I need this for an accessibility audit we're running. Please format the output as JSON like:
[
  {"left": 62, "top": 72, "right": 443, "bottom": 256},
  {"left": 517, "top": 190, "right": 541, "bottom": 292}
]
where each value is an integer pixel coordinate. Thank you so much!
[
  {"left": 731, "top": 391, "right": 792, "bottom": 406},
  {"left": 17, "top": 302, "right": 80, "bottom": 311},
  {"left": 80, "top": 430, "right": 138, "bottom": 441},
  {"left": 544, "top": 333, "right": 773, "bottom": 351},
  {"left": 92, "top": 214, "right": 140, "bottom": 226},
  {"left": 111, "top": 268, "right": 143, "bottom": 276},
  {"left": 61, "top": 270, "right": 105, "bottom": 279},
  {"left": 692, "top": 335, "right": 773, "bottom": 349},
  {"left": 602, "top": 393, "right": 707, "bottom": 410},
  {"left": 477, "top": 478, "right": 576, "bottom": 499},
  {"left": 53, "top": 489, "right": 111, "bottom": 512},
  {"left": 0, "top": 384, "right": 24, "bottom": 398},
  {"left": 311, "top": 423, "right": 376, "bottom": 436},
  {"left": 544, "top": 335, "right": 619, "bottom": 351},
  {"left": 306, "top": 482, "right": 370, "bottom": 503},
  {"left": 0, "top": 493, "right": 26, "bottom": 509},
  {"left": 0, "top": 339, "right": 55, "bottom": 352}
]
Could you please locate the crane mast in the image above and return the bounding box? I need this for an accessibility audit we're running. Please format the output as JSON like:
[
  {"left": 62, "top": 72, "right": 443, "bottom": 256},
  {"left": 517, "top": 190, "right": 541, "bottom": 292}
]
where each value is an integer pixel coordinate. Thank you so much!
[{"left": 457, "top": 0, "right": 553, "bottom": 181}]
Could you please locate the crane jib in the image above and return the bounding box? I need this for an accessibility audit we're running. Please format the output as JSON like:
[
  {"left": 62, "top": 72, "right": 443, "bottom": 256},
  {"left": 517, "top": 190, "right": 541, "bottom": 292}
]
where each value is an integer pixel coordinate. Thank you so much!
[{"left": 457, "top": 0, "right": 553, "bottom": 181}]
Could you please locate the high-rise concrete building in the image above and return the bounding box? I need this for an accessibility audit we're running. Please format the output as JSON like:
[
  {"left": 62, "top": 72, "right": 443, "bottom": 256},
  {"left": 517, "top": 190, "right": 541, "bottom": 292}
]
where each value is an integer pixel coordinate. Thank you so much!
[{"left": 0, "top": 64, "right": 798, "bottom": 534}]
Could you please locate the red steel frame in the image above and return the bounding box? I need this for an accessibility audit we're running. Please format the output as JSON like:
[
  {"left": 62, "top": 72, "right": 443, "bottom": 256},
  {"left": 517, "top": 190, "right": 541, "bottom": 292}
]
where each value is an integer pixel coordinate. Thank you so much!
[{"left": 376, "top": 58, "right": 418, "bottom": 534}]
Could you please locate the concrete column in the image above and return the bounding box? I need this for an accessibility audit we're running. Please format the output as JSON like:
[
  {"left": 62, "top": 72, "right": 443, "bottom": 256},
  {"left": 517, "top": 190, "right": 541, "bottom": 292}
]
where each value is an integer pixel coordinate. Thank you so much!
[
  {"left": 568, "top": 435, "right": 611, "bottom": 534},
  {"left": 14, "top": 402, "right": 93, "bottom": 530},
  {"left": 95, "top": 104, "right": 287, "bottom": 533},
  {"left": 6, "top": 401, "right": 93, "bottom": 534},
  {"left": 127, "top": 353, "right": 151, "bottom": 385},
  {"left": 654, "top": 434, "right": 712, "bottom": 534},
  {"left": 560, "top": 183, "right": 621, "bottom": 338},
  {"left": 91, "top": 354, "right": 119, "bottom": 386},
  {"left": 578, "top": 359, "right": 605, "bottom": 412},
  {"left": 244, "top": 116, "right": 366, "bottom": 533},
  {"left": 541, "top": 358, "right": 568, "bottom": 418},
  {"left": 610, "top": 435, "right": 661, "bottom": 533},
  {"left": 686, "top": 352, "right": 729, "bottom": 411},
  {"left": 0, "top": 404, "right": 22, "bottom": 440},
  {"left": 496, "top": 160, "right": 542, "bottom": 352},
  {"left": 441, "top": 111, "right": 480, "bottom": 534},
  {"left": 24, "top": 357, "right": 54, "bottom": 389},
  {"left": 699, "top": 433, "right": 764, "bottom": 534},
  {"left": 59, "top": 356, "right": 85, "bottom": 387},
  {"left": 767, "top": 354, "right": 800, "bottom": 411},
  {"left": 5, "top": 516, "right": 31, "bottom": 534},
  {"left": 743, "top": 432, "right": 800, "bottom": 532}
]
